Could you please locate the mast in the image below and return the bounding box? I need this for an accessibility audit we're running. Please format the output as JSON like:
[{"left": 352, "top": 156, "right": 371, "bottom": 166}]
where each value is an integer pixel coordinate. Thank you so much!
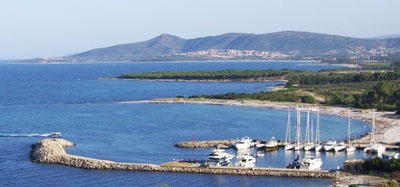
[
  {"left": 285, "top": 108, "right": 291, "bottom": 142},
  {"left": 305, "top": 110, "right": 310, "bottom": 144},
  {"left": 295, "top": 108, "right": 302, "bottom": 146},
  {"left": 315, "top": 108, "right": 320, "bottom": 144},
  {"left": 347, "top": 108, "right": 351, "bottom": 143}
]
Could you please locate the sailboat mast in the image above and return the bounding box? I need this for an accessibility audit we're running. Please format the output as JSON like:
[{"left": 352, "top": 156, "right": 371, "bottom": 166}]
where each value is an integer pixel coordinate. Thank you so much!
[
  {"left": 315, "top": 108, "right": 320, "bottom": 144},
  {"left": 305, "top": 110, "right": 310, "bottom": 143},
  {"left": 348, "top": 108, "right": 351, "bottom": 143},
  {"left": 296, "top": 108, "right": 302, "bottom": 145},
  {"left": 285, "top": 108, "right": 291, "bottom": 142}
]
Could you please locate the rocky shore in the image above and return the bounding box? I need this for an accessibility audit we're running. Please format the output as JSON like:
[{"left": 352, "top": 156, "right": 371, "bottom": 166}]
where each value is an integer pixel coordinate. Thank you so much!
[{"left": 30, "top": 138, "right": 336, "bottom": 178}]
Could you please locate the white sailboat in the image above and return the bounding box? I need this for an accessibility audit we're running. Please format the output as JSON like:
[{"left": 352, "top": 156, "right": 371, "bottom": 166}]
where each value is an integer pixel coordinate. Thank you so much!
[
  {"left": 364, "top": 109, "right": 386, "bottom": 154},
  {"left": 294, "top": 108, "right": 303, "bottom": 151},
  {"left": 285, "top": 108, "right": 295, "bottom": 150},
  {"left": 346, "top": 108, "right": 356, "bottom": 152},
  {"left": 304, "top": 110, "right": 315, "bottom": 151}
]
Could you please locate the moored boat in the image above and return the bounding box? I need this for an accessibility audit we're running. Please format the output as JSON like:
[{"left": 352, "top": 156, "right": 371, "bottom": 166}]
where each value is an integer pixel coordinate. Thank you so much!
[
  {"left": 323, "top": 139, "right": 336, "bottom": 152},
  {"left": 333, "top": 142, "right": 346, "bottom": 152},
  {"left": 208, "top": 148, "right": 234, "bottom": 166},
  {"left": 300, "top": 156, "right": 323, "bottom": 170},
  {"left": 265, "top": 137, "right": 278, "bottom": 151},
  {"left": 234, "top": 136, "right": 252, "bottom": 150},
  {"left": 236, "top": 153, "right": 256, "bottom": 168}
]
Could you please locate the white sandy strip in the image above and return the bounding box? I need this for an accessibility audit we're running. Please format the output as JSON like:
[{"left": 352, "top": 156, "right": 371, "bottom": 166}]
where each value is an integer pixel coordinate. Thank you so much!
[{"left": 119, "top": 98, "right": 400, "bottom": 144}]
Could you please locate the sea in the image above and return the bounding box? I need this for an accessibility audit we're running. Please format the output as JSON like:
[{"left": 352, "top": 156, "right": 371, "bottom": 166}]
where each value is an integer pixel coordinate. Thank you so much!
[{"left": 0, "top": 60, "right": 372, "bottom": 187}]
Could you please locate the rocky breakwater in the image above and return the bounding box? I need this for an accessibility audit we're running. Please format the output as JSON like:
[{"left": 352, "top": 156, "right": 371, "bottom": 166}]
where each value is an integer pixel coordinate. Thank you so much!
[
  {"left": 175, "top": 139, "right": 237, "bottom": 148},
  {"left": 30, "top": 138, "right": 160, "bottom": 171}
]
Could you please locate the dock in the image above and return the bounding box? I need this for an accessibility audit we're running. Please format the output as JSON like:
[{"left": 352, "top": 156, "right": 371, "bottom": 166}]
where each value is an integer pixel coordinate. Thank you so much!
[{"left": 30, "top": 138, "right": 336, "bottom": 178}]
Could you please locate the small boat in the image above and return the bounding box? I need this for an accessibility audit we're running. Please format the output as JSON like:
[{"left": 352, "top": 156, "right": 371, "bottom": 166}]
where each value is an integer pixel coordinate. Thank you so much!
[
  {"left": 265, "top": 137, "right": 278, "bottom": 151},
  {"left": 287, "top": 155, "right": 302, "bottom": 169},
  {"left": 255, "top": 152, "right": 265, "bottom": 157},
  {"left": 346, "top": 145, "right": 356, "bottom": 152},
  {"left": 300, "top": 156, "right": 323, "bottom": 170},
  {"left": 255, "top": 140, "right": 266, "bottom": 149},
  {"left": 234, "top": 136, "right": 252, "bottom": 150},
  {"left": 236, "top": 153, "right": 256, "bottom": 168},
  {"left": 50, "top": 132, "right": 61, "bottom": 138},
  {"left": 333, "top": 142, "right": 346, "bottom": 152},
  {"left": 323, "top": 139, "right": 336, "bottom": 152},
  {"left": 208, "top": 148, "right": 234, "bottom": 166},
  {"left": 315, "top": 143, "right": 323, "bottom": 152}
]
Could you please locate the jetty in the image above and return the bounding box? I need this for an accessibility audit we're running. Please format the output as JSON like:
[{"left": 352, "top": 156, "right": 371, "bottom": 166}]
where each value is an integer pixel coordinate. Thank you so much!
[{"left": 30, "top": 138, "right": 336, "bottom": 178}]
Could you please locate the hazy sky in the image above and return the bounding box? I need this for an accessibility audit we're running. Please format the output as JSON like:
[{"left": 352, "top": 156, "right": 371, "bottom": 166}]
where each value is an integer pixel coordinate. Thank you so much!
[{"left": 1, "top": 0, "right": 400, "bottom": 59}]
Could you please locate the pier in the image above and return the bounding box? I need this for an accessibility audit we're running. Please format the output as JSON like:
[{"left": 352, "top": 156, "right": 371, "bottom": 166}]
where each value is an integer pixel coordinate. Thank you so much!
[{"left": 30, "top": 138, "right": 336, "bottom": 178}]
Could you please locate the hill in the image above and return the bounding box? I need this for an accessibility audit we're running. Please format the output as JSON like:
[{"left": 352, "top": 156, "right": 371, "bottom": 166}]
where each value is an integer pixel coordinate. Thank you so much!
[{"left": 25, "top": 31, "right": 400, "bottom": 63}]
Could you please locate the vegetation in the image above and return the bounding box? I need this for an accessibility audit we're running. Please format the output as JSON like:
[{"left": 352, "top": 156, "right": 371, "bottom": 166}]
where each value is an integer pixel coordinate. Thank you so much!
[
  {"left": 364, "top": 158, "right": 400, "bottom": 173},
  {"left": 119, "top": 69, "right": 303, "bottom": 81},
  {"left": 119, "top": 61, "right": 400, "bottom": 113}
]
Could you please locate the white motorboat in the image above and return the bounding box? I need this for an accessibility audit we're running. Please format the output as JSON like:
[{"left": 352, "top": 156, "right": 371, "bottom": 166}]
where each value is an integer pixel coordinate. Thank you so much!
[
  {"left": 346, "top": 145, "right": 356, "bottom": 152},
  {"left": 236, "top": 154, "right": 256, "bottom": 168},
  {"left": 208, "top": 148, "right": 234, "bottom": 166},
  {"left": 300, "top": 156, "right": 323, "bottom": 170},
  {"left": 234, "top": 136, "right": 252, "bottom": 150},
  {"left": 255, "top": 140, "right": 266, "bottom": 149},
  {"left": 265, "top": 137, "right": 278, "bottom": 151},
  {"left": 323, "top": 139, "right": 336, "bottom": 151},
  {"left": 364, "top": 110, "right": 386, "bottom": 154},
  {"left": 50, "top": 132, "right": 61, "bottom": 138},
  {"left": 364, "top": 142, "right": 386, "bottom": 154},
  {"left": 333, "top": 142, "right": 346, "bottom": 152}
]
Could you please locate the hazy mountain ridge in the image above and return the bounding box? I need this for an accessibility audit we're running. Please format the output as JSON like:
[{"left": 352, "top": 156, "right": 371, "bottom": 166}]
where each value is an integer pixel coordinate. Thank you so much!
[{"left": 24, "top": 31, "right": 400, "bottom": 63}]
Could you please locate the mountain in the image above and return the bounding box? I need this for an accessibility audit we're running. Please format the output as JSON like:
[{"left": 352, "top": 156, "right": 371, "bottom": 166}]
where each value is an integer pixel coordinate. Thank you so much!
[{"left": 26, "top": 31, "right": 400, "bottom": 63}]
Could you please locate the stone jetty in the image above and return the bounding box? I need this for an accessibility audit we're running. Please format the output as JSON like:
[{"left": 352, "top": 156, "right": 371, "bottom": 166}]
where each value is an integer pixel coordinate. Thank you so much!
[
  {"left": 175, "top": 139, "right": 238, "bottom": 148},
  {"left": 30, "top": 138, "right": 336, "bottom": 178}
]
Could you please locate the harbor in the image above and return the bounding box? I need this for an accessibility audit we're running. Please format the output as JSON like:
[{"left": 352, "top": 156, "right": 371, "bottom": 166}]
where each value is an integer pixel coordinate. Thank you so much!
[{"left": 30, "top": 138, "right": 336, "bottom": 178}]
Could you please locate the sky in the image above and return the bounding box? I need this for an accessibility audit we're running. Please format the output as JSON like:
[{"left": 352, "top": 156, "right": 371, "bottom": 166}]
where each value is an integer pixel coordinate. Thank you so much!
[{"left": 1, "top": 0, "right": 400, "bottom": 59}]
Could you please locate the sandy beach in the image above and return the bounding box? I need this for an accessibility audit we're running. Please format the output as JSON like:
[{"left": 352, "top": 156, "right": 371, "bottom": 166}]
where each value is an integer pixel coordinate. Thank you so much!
[{"left": 122, "top": 98, "right": 400, "bottom": 145}]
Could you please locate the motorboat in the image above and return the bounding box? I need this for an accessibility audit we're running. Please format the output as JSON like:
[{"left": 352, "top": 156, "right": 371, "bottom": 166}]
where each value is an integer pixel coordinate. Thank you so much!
[
  {"left": 287, "top": 155, "right": 301, "bottom": 169},
  {"left": 333, "top": 142, "right": 346, "bottom": 152},
  {"left": 236, "top": 153, "right": 256, "bottom": 168},
  {"left": 255, "top": 140, "right": 266, "bottom": 149},
  {"left": 208, "top": 148, "right": 234, "bottom": 166},
  {"left": 300, "top": 156, "right": 323, "bottom": 170},
  {"left": 234, "top": 136, "right": 252, "bottom": 150},
  {"left": 364, "top": 142, "right": 386, "bottom": 154},
  {"left": 50, "top": 132, "right": 61, "bottom": 138},
  {"left": 323, "top": 139, "right": 337, "bottom": 151},
  {"left": 265, "top": 137, "right": 278, "bottom": 151}
]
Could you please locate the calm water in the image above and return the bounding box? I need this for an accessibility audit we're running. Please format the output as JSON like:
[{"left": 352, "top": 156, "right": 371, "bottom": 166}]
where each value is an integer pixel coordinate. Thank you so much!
[{"left": 0, "top": 61, "right": 369, "bottom": 186}]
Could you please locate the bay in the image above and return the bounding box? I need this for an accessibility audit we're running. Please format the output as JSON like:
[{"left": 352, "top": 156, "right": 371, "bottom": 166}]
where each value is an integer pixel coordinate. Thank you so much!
[{"left": 0, "top": 61, "right": 366, "bottom": 186}]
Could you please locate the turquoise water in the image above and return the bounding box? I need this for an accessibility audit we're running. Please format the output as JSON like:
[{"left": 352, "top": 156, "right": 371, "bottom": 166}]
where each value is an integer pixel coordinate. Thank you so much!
[{"left": 0, "top": 61, "right": 368, "bottom": 186}]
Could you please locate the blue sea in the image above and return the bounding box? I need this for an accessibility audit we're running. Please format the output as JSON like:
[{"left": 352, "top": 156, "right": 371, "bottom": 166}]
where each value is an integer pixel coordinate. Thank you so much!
[{"left": 0, "top": 61, "right": 371, "bottom": 187}]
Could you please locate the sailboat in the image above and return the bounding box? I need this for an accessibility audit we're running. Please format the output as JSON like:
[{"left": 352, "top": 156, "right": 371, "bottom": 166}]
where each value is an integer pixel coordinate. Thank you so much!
[
  {"left": 364, "top": 109, "right": 386, "bottom": 154},
  {"left": 285, "top": 108, "right": 295, "bottom": 150},
  {"left": 304, "top": 110, "right": 315, "bottom": 151},
  {"left": 314, "top": 108, "right": 323, "bottom": 152},
  {"left": 294, "top": 108, "right": 303, "bottom": 151},
  {"left": 346, "top": 108, "right": 356, "bottom": 152}
]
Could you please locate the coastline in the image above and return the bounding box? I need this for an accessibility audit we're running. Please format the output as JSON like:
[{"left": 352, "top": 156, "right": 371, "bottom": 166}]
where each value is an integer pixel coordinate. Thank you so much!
[{"left": 120, "top": 98, "right": 400, "bottom": 144}]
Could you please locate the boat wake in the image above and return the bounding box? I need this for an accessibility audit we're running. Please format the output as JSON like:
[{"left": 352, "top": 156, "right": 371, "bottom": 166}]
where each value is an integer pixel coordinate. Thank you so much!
[{"left": 0, "top": 133, "right": 51, "bottom": 137}]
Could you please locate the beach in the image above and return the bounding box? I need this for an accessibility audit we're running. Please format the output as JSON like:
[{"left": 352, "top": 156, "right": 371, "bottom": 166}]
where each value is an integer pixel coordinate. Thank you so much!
[{"left": 131, "top": 98, "right": 400, "bottom": 145}]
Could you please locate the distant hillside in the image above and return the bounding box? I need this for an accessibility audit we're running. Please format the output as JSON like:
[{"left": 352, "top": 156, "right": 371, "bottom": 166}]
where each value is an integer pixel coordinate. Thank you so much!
[{"left": 23, "top": 31, "right": 400, "bottom": 63}]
